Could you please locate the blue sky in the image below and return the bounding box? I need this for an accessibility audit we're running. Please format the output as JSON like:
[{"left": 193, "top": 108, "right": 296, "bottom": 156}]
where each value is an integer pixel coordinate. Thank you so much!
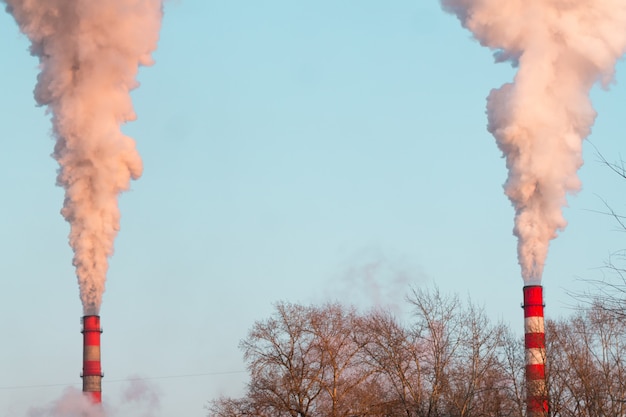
[{"left": 2, "top": 1, "right": 626, "bottom": 416}]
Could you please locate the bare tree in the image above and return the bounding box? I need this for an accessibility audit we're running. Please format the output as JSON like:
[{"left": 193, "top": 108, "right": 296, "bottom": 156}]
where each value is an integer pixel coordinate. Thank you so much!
[
  {"left": 208, "top": 302, "right": 383, "bottom": 417},
  {"left": 546, "top": 303, "right": 626, "bottom": 417},
  {"left": 361, "top": 309, "right": 426, "bottom": 417},
  {"left": 498, "top": 330, "right": 526, "bottom": 417},
  {"left": 443, "top": 300, "right": 509, "bottom": 417},
  {"left": 306, "top": 303, "right": 378, "bottom": 417},
  {"left": 568, "top": 149, "right": 626, "bottom": 318},
  {"left": 359, "top": 287, "right": 523, "bottom": 417},
  {"left": 408, "top": 287, "right": 469, "bottom": 417},
  {"left": 209, "top": 289, "right": 573, "bottom": 417},
  {"left": 240, "top": 302, "right": 324, "bottom": 417},
  {"left": 572, "top": 255, "right": 626, "bottom": 319},
  {"left": 207, "top": 396, "right": 275, "bottom": 417}
]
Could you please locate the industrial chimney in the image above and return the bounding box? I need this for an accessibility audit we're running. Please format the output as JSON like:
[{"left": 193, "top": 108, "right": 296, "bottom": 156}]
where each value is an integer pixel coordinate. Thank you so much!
[
  {"left": 82, "top": 315, "right": 103, "bottom": 403},
  {"left": 522, "top": 285, "right": 548, "bottom": 417}
]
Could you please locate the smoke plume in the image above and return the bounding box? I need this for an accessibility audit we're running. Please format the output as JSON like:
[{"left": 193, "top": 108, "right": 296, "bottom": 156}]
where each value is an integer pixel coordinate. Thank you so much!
[
  {"left": 28, "top": 387, "right": 105, "bottom": 417},
  {"left": 3, "top": 0, "right": 163, "bottom": 313},
  {"left": 28, "top": 380, "right": 162, "bottom": 417},
  {"left": 326, "top": 247, "right": 424, "bottom": 316},
  {"left": 441, "top": 0, "right": 626, "bottom": 283}
]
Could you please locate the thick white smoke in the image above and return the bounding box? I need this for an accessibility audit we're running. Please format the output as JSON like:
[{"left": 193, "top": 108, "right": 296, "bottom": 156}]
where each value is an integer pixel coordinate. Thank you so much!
[
  {"left": 3, "top": 0, "right": 163, "bottom": 313},
  {"left": 441, "top": 0, "right": 626, "bottom": 283}
]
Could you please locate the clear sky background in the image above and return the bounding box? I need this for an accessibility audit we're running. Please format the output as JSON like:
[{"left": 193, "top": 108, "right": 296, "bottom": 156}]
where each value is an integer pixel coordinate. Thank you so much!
[{"left": 2, "top": 1, "right": 626, "bottom": 416}]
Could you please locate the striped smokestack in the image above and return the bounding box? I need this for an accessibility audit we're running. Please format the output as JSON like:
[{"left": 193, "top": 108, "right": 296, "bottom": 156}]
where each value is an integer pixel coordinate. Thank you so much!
[
  {"left": 82, "top": 315, "right": 103, "bottom": 403},
  {"left": 523, "top": 285, "right": 548, "bottom": 417}
]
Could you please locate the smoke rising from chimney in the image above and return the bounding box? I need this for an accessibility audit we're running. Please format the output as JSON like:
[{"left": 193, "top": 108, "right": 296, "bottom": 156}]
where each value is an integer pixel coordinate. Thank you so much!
[
  {"left": 441, "top": 0, "right": 626, "bottom": 283},
  {"left": 3, "top": 0, "right": 163, "bottom": 313}
]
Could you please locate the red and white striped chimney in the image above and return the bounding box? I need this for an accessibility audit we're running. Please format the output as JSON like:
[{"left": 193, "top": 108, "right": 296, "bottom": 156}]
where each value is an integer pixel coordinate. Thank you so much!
[
  {"left": 522, "top": 285, "right": 548, "bottom": 417},
  {"left": 82, "top": 315, "right": 103, "bottom": 403}
]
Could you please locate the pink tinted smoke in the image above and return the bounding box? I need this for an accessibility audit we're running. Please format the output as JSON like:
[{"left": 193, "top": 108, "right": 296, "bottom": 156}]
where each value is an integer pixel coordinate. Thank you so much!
[
  {"left": 441, "top": 0, "right": 626, "bottom": 283},
  {"left": 4, "top": 0, "right": 163, "bottom": 313}
]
